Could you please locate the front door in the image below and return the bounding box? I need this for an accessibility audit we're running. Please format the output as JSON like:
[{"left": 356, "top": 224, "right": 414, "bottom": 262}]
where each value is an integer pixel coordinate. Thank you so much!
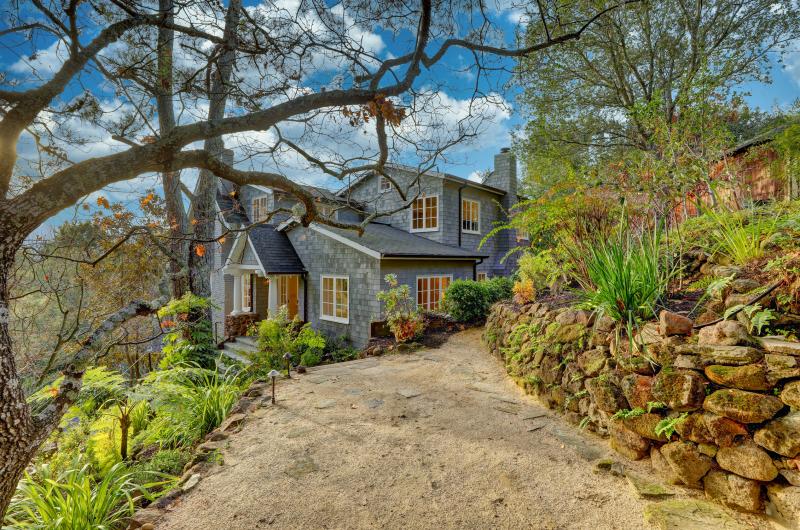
[{"left": 277, "top": 275, "right": 300, "bottom": 319}]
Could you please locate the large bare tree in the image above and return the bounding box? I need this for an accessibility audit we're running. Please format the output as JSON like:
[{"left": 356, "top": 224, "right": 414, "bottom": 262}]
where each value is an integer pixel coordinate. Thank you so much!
[{"left": 0, "top": 0, "right": 629, "bottom": 517}]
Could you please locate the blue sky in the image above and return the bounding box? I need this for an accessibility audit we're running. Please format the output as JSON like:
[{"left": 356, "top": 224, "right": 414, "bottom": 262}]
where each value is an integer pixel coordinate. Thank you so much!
[{"left": 1, "top": 1, "right": 799, "bottom": 234}]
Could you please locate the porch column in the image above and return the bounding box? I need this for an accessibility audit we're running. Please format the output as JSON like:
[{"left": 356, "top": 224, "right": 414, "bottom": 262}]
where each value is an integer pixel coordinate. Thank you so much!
[
  {"left": 231, "top": 273, "right": 243, "bottom": 315},
  {"left": 267, "top": 274, "right": 279, "bottom": 316}
]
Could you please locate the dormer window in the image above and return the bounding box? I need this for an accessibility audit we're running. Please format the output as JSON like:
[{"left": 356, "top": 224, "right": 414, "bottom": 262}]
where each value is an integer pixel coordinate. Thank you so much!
[
  {"left": 379, "top": 176, "right": 392, "bottom": 192},
  {"left": 411, "top": 195, "right": 438, "bottom": 232},
  {"left": 461, "top": 198, "right": 480, "bottom": 234},
  {"left": 252, "top": 196, "right": 269, "bottom": 223}
]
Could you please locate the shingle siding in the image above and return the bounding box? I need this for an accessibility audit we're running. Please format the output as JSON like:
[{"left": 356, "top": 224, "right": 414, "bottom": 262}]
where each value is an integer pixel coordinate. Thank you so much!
[
  {"left": 286, "top": 226, "right": 382, "bottom": 348},
  {"left": 379, "top": 259, "right": 475, "bottom": 309}
]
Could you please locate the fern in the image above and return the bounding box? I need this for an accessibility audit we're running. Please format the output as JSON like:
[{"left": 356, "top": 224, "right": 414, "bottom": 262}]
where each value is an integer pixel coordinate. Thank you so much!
[
  {"left": 654, "top": 413, "right": 688, "bottom": 438},
  {"left": 611, "top": 407, "right": 646, "bottom": 420}
]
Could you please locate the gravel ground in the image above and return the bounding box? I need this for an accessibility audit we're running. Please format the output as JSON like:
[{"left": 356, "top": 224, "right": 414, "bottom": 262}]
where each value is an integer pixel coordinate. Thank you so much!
[{"left": 156, "top": 328, "right": 768, "bottom": 530}]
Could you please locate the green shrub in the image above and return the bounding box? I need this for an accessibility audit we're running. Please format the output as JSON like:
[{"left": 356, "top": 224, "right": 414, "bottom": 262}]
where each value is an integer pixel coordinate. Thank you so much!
[
  {"left": 136, "top": 366, "right": 242, "bottom": 447},
  {"left": 128, "top": 449, "right": 191, "bottom": 486},
  {"left": 580, "top": 225, "right": 674, "bottom": 330},
  {"left": 252, "top": 307, "right": 326, "bottom": 370},
  {"left": 5, "top": 460, "right": 140, "bottom": 529},
  {"left": 443, "top": 279, "right": 490, "bottom": 322},
  {"left": 300, "top": 349, "right": 322, "bottom": 367},
  {"left": 484, "top": 276, "right": 513, "bottom": 303},
  {"left": 158, "top": 294, "right": 217, "bottom": 369},
  {"left": 376, "top": 274, "right": 425, "bottom": 342},
  {"left": 517, "top": 250, "right": 561, "bottom": 294}
]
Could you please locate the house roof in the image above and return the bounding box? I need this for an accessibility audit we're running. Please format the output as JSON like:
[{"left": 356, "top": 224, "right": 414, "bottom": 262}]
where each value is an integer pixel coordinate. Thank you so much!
[
  {"left": 216, "top": 189, "right": 249, "bottom": 224},
  {"left": 728, "top": 124, "right": 788, "bottom": 157},
  {"left": 338, "top": 163, "right": 507, "bottom": 197},
  {"left": 310, "top": 222, "right": 489, "bottom": 260},
  {"left": 247, "top": 224, "right": 306, "bottom": 274}
]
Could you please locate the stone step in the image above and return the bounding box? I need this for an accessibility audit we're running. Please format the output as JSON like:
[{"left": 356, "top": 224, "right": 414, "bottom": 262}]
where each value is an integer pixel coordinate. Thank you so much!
[
  {"left": 233, "top": 336, "right": 258, "bottom": 349},
  {"left": 220, "top": 346, "right": 252, "bottom": 366}
]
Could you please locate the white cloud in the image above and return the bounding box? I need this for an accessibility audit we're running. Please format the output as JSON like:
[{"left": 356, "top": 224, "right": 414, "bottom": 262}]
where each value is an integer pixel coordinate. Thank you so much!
[
  {"left": 784, "top": 45, "right": 800, "bottom": 87},
  {"left": 10, "top": 40, "right": 68, "bottom": 82}
]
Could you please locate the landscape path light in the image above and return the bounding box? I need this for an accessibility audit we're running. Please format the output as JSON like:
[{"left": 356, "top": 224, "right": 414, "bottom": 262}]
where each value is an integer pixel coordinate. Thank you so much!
[
  {"left": 283, "top": 352, "right": 292, "bottom": 378},
  {"left": 268, "top": 369, "right": 280, "bottom": 404}
]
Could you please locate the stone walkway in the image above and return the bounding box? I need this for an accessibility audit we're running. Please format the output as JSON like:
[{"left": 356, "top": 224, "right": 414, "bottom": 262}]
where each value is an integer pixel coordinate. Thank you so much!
[{"left": 156, "top": 329, "right": 769, "bottom": 530}]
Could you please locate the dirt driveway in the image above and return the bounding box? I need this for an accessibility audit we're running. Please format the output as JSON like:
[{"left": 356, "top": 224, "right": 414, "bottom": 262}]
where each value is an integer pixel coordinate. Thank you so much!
[{"left": 157, "top": 329, "right": 763, "bottom": 530}]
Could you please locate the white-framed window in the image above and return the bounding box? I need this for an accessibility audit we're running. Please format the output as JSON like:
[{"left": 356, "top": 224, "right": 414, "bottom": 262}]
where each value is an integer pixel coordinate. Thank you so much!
[
  {"left": 461, "top": 198, "right": 480, "bottom": 234},
  {"left": 516, "top": 228, "right": 530, "bottom": 242},
  {"left": 379, "top": 176, "right": 392, "bottom": 192},
  {"left": 318, "top": 204, "right": 335, "bottom": 218},
  {"left": 242, "top": 274, "right": 252, "bottom": 312},
  {"left": 411, "top": 195, "right": 438, "bottom": 232},
  {"left": 252, "top": 196, "right": 269, "bottom": 223},
  {"left": 416, "top": 275, "right": 452, "bottom": 311},
  {"left": 477, "top": 272, "right": 488, "bottom": 282},
  {"left": 321, "top": 275, "right": 349, "bottom": 323}
]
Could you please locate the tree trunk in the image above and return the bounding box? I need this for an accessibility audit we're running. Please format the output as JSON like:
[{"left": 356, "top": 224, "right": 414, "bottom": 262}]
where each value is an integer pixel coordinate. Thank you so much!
[
  {"left": 0, "top": 242, "right": 37, "bottom": 518},
  {"left": 189, "top": 0, "right": 241, "bottom": 312},
  {"left": 157, "top": 0, "right": 190, "bottom": 299},
  {"left": 119, "top": 407, "right": 130, "bottom": 461}
]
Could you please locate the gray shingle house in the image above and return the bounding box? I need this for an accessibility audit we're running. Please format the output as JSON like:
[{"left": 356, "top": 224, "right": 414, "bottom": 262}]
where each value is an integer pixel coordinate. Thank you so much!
[{"left": 210, "top": 148, "right": 526, "bottom": 348}]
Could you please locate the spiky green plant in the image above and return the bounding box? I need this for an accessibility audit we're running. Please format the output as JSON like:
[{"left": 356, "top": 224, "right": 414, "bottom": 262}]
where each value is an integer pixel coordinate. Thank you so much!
[
  {"left": 4, "top": 461, "right": 139, "bottom": 529},
  {"left": 579, "top": 225, "right": 674, "bottom": 331},
  {"left": 705, "top": 207, "right": 779, "bottom": 265}
]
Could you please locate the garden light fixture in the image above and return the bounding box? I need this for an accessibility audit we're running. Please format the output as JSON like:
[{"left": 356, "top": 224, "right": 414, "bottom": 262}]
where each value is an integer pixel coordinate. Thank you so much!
[
  {"left": 268, "top": 369, "right": 280, "bottom": 404},
  {"left": 283, "top": 352, "right": 292, "bottom": 378}
]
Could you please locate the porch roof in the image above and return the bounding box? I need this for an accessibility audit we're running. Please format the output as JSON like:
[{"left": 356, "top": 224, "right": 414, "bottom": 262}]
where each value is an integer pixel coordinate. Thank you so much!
[{"left": 250, "top": 225, "right": 306, "bottom": 274}]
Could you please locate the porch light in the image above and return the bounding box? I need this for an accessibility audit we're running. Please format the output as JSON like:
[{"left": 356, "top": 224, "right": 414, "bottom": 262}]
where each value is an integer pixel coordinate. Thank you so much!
[
  {"left": 283, "top": 352, "right": 293, "bottom": 378},
  {"left": 268, "top": 369, "right": 280, "bottom": 404}
]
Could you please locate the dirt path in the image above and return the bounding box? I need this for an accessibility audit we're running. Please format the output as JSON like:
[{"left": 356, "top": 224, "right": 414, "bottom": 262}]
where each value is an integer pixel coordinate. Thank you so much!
[{"left": 157, "top": 329, "right": 763, "bottom": 530}]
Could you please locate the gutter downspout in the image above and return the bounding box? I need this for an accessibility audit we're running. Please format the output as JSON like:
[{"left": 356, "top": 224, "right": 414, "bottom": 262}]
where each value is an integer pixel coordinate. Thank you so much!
[{"left": 473, "top": 258, "right": 483, "bottom": 281}]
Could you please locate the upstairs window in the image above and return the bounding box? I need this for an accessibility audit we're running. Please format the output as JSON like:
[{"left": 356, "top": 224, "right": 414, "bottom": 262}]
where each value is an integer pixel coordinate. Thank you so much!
[
  {"left": 318, "top": 204, "right": 335, "bottom": 218},
  {"left": 411, "top": 195, "right": 438, "bottom": 232},
  {"left": 461, "top": 198, "right": 480, "bottom": 233},
  {"left": 252, "top": 196, "right": 269, "bottom": 223},
  {"left": 516, "top": 228, "right": 530, "bottom": 242},
  {"left": 417, "top": 275, "right": 451, "bottom": 311},
  {"left": 379, "top": 176, "right": 392, "bottom": 192}
]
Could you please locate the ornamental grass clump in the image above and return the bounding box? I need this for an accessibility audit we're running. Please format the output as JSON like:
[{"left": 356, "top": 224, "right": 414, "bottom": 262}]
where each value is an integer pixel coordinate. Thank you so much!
[
  {"left": 5, "top": 461, "right": 140, "bottom": 529},
  {"left": 580, "top": 225, "right": 674, "bottom": 331},
  {"left": 705, "top": 207, "right": 780, "bottom": 266}
]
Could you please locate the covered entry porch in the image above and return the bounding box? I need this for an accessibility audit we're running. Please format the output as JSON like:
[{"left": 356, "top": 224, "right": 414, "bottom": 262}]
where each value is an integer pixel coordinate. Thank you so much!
[{"left": 222, "top": 225, "right": 307, "bottom": 338}]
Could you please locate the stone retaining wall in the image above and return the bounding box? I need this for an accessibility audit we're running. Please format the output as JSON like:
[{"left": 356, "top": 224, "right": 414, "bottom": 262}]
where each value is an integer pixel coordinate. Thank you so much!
[{"left": 483, "top": 301, "right": 800, "bottom": 522}]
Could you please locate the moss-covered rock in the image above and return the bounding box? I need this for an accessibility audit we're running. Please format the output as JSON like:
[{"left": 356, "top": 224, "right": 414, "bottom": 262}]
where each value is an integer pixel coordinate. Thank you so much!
[
  {"left": 698, "top": 320, "right": 751, "bottom": 346},
  {"left": 651, "top": 367, "right": 707, "bottom": 411},
  {"left": 754, "top": 412, "right": 800, "bottom": 457},
  {"left": 622, "top": 413, "right": 668, "bottom": 442},
  {"left": 585, "top": 376, "right": 627, "bottom": 413},
  {"left": 577, "top": 348, "right": 608, "bottom": 377},
  {"left": 781, "top": 380, "right": 800, "bottom": 408},
  {"left": 608, "top": 420, "right": 650, "bottom": 460},
  {"left": 703, "top": 389, "right": 784, "bottom": 423},
  {"left": 675, "top": 344, "right": 763, "bottom": 366},
  {"left": 715, "top": 440, "right": 778, "bottom": 481},
  {"left": 660, "top": 441, "right": 713, "bottom": 489},
  {"left": 703, "top": 470, "right": 762, "bottom": 513},
  {"left": 704, "top": 364, "right": 770, "bottom": 391},
  {"left": 620, "top": 374, "right": 654, "bottom": 409}
]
